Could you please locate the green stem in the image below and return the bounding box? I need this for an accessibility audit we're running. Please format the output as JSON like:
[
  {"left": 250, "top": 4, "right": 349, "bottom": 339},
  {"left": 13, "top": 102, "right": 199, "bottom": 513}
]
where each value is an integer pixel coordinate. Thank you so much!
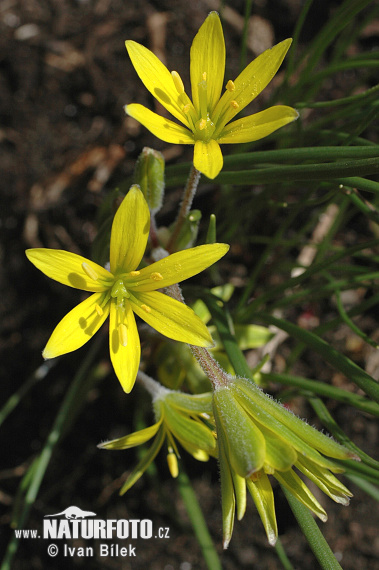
[
  {"left": 167, "top": 164, "right": 201, "bottom": 252},
  {"left": 177, "top": 468, "right": 222, "bottom": 570},
  {"left": 282, "top": 487, "right": 343, "bottom": 570}
]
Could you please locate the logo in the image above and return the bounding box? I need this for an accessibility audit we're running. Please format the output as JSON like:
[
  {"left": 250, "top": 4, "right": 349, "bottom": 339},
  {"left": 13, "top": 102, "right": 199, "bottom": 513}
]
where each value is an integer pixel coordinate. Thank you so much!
[{"left": 44, "top": 506, "right": 97, "bottom": 520}]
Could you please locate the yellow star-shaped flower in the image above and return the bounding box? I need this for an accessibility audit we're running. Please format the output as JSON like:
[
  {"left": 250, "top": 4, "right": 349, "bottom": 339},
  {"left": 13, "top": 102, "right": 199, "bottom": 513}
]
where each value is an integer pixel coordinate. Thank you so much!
[
  {"left": 26, "top": 186, "right": 229, "bottom": 392},
  {"left": 125, "top": 11, "right": 299, "bottom": 179}
]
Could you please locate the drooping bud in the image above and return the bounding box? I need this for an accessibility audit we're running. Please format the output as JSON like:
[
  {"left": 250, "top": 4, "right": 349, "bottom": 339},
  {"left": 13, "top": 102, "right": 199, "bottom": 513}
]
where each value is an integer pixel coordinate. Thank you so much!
[{"left": 134, "top": 147, "right": 165, "bottom": 214}]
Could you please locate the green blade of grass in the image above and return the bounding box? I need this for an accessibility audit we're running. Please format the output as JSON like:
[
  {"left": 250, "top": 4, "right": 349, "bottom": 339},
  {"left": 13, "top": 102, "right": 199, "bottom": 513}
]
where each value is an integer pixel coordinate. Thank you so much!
[
  {"left": 255, "top": 314, "right": 379, "bottom": 404},
  {"left": 177, "top": 468, "right": 222, "bottom": 570},
  {"left": 282, "top": 487, "right": 343, "bottom": 570},
  {"left": 261, "top": 372, "right": 379, "bottom": 417}
]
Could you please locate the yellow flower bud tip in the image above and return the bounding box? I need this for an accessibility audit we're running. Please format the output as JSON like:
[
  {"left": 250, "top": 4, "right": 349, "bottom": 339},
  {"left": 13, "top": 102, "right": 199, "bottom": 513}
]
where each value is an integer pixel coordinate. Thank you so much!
[
  {"left": 226, "top": 79, "right": 235, "bottom": 92},
  {"left": 118, "top": 323, "right": 128, "bottom": 347},
  {"left": 171, "top": 70, "right": 185, "bottom": 94},
  {"left": 141, "top": 304, "right": 151, "bottom": 313},
  {"left": 167, "top": 448, "right": 179, "bottom": 478},
  {"left": 149, "top": 272, "right": 163, "bottom": 281},
  {"left": 81, "top": 262, "right": 98, "bottom": 281},
  {"left": 130, "top": 270, "right": 140, "bottom": 277},
  {"left": 230, "top": 100, "right": 239, "bottom": 110},
  {"left": 199, "top": 118, "right": 207, "bottom": 130},
  {"left": 95, "top": 303, "right": 104, "bottom": 316}
]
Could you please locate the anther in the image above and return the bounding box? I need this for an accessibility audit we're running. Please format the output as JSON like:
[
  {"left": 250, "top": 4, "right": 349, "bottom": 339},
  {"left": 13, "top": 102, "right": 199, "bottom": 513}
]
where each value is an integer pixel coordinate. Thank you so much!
[
  {"left": 118, "top": 323, "right": 128, "bottom": 347},
  {"left": 95, "top": 304, "right": 103, "bottom": 316},
  {"left": 202, "top": 71, "right": 207, "bottom": 81},
  {"left": 171, "top": 71, "right": 185, "bottom": 94},
  {"left": 182, "top": 103, "right": 191, "bottom": 114},
  {"left": 141, "top": 304, "right": 151, "bottom": 313},
  {"left": 130, "top": 270, "right": 140, "bottom": 277},
  {"left": 82, "top": 262, "right": 98, "bottom": 281},
  {"left": 230, "top": 100, "right": 239, "bottom": 109},
  {"left": 226, "top": 80, "right": 235, "bottom": 92},
  {"left": 199, "top": 118, "right": 207, "bottom": 130},
  {"left": 167, "top": 447, "right": 179, "bottom": 478},
  {"left": 149, "top": 272, "right": 163, "bottom": 281}
]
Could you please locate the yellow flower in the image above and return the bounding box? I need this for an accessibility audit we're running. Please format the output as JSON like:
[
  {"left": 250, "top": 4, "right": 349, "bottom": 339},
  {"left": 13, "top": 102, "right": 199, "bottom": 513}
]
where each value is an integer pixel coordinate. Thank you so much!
[
  {"left": 26, "top": 186, "right": 229, "bottom": 393},
  {"left": 213, "top": 376, "right": 355, "bottom": 547},
  {"left": 125, "top": 11, "right": 299, "bottom": 179},
  {"left": 99, "top": 383, "right": 216, "bottom": 493}
]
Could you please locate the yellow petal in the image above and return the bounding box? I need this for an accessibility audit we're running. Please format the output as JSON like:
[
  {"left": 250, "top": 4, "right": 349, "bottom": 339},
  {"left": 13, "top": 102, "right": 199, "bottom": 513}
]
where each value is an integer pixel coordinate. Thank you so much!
[
  {"left": 125, "top": 40, "right": 190, "bottom": 127},
  {"left": 130, "top": 290, "right": 213, "bottom": 347},
  {"left": 43, "top": 292, "right": 110, "bottom": 358},
  {"left": 119, "top": 427, "right": 166, "bottom": 494},
  {"left": 213, "top": 39, "right": 292, "bottom": 132},
  {"left": 26, "top": 249, "right": 113, "bottom": 292},
  {"left": 274, "top": 468, "right": 328, "bottom": 522},
  {"left": 190, "top": 11, "right": 225, "bottom": 113},
  {"left": 193, "top": 139, "right": 223, "bottom": 179},
  {"left": 126, "top": 104, "right": 194, "bottom": 144},
  {"left": 217, "top": 106, "right": 299, "bottom": 144},
  {"left": 109, "top": 299, "right": 140, "bottom": 393},
  {"left": 246, "top": 472, "right": 278, "bottom": 546},
  {"left": 110, "top": 185, "right": 150, "bottom": 274},
  {"left": 98, "top": 420, "right": 163, "bottom": 449},
  {"left": 130, "top": 243, "right": 229, "bottom": 292}
]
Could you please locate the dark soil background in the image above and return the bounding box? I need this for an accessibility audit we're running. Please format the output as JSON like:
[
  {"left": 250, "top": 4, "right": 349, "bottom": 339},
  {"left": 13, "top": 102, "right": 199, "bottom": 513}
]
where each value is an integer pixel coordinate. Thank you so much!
[{"left": 1, "top": 0, "right": 378, "bottom": 568}]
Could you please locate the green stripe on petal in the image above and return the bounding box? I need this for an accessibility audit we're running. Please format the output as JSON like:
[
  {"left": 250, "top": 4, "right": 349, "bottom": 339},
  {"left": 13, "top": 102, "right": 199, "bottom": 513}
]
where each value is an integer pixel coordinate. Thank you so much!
[
  {"left": 130, "top": 290, "right": 213, "bottom": 347},
  {"left": 126, "top": 104, "right": 195, "bottom": 145},
  {"left": 256, "top": 422, "right": 297, "bottom": 472},
  {"left": 131, "top": 243, "right": 229, "bottom": 292},
  {"left": 231, "top": 469, "right": 247, "bottom": 521},
  {"left": 109, "top": 299, "right": 140, "bottom": 393},
  {"left": 26, "top": 249, "right": 113, "bottom": 292},
  {"left": 125, "top": 41, "right": 190, "bottom": 127},
  {"left": 234, "top": 377, "right": 351, "bottom": 461},
  {"left": 190, "top": 11, "right": 225, "bottom": 114},
  {"left": 274, "top": 469, "right": 328, "bottom": 522},
  {"left": 98, "top": 420, "right": 162, "bottom": 449},
  {"left": 119, "top": 427, "right": 166, "bottom": 494},
  {"left": 296, "top": 456, "right": 352, "bottom": 505},
  {"left": 213, "top": 39, "right": 292, "bottom": 130},
  {"left": 246, "top": 472, "right": 278, "bottom": 546},
  {"left": 218, "top": 434, "right": 236, "bottom": 549},
  {"left": 213, "top": 386, "right": 266, "bottom": 477},
  {"left": 232, "top": 385, "right": 345, "bottom": 472},
  {"left": 163, "top": 404, "right": 216, "bottom": 455},
  {"left": 217, "top": 106, "right": 299, "bottom": 144},
  {"left": 43, "top": 292, "right": 110, "bottom": 358},
  {"left": 193, "top": 139, "right": 223, "bottom": 179},
  {"left": 110, "top": 185, "right": 150, "bottom": 275}
]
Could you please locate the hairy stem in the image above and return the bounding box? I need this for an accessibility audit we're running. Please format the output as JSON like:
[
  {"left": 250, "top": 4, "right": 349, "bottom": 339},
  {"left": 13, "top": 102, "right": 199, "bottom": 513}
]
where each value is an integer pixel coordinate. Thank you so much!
[{"left": 167, "top": 164, "right": 201, "bottom": 252}]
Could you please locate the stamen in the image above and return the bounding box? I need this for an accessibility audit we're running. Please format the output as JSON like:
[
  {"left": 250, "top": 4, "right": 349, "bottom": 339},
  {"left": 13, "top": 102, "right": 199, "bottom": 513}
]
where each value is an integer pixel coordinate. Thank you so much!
[
  {"left": 149, "top": 272, "right": 163, "bottom": 281},
  {"left": 130, "top": 270, "right": 140, "bottom": 277},
  {"left": 182, "top": 103, "right": 191, "bottom": 114},
  {"left": 230, "top": 100, "right": 239, "bottom": 109},
  {"left": 118, "top": 323, "right": 128, "bottom": 347},
  {"left": 167, "top": 447, "right": 179, "bottom": 478},
  {"left": 141, "top": 304, "right": 151, "bottom": 313},
  {"left": 171, "top": 70, "right": 185, "bottom": 94},
  {"left": 199, "top": 118, "right": 207, "bottom": 131},
  {"left": 82, "top": 262, "right": 98, "bottom": 281},
  {"left": 202, "top": 71, "right": 207, "bottom": 81},
  {"left": 95, "top": 304, "right": 103, "bottom": 316},
  {"left": 226, "top": 79, "right": 235, "bottom": 92}
]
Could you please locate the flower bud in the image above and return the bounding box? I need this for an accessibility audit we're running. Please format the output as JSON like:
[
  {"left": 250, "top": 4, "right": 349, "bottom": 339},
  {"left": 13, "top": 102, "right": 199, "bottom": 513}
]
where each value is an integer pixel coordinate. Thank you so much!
[{"left": 134, "top": 147, "right": 165, "bottom": 213}]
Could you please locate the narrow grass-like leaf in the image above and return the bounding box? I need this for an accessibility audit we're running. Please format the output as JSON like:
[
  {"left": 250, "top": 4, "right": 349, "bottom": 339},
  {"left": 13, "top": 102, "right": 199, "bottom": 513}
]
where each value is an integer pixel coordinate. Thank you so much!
[
  {"left": 261, "top": 372, "right": 379, "bottom": 417},
  {"left": 282, "top": 487, "right": 343, "bottom": 570},
  {"left": 256, "top": 314, "right": 379, "bottom": 403}
]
